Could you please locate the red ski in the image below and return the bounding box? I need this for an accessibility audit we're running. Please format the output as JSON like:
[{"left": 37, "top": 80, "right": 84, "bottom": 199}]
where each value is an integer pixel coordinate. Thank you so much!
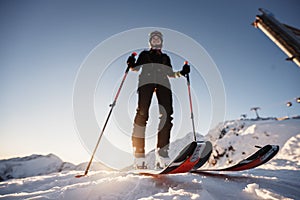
[{"left": 134, "top": 141, "right": 210, "bottom": 176}]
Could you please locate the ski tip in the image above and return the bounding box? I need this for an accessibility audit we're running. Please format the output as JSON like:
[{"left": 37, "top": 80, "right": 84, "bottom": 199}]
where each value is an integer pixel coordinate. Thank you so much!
[{"left": 132, "top": 52, "right": 137, "bottom": 56}]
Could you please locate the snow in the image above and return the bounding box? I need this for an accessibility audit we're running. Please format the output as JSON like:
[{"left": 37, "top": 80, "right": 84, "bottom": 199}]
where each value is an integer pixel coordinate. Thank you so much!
[
  {"left": 243, "top": 183, "right": 294, "bottom": 200},
  {"left": 0, "top": 119, "right": 299, "bottom": 200}
]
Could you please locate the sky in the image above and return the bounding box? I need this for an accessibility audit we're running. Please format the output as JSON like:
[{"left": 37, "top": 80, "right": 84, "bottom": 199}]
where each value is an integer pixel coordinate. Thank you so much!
[{"left": 0, "top": 0, "right": 299, "bottom": 168}]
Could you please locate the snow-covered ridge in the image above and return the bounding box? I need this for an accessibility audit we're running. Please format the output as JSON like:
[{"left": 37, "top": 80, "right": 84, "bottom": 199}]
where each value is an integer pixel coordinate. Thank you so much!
[
  {"left": 205, "top": 118, "right": 300, "bottom": 169},
  {"left": 0, "top": 154, "right": 112, "bottom": 181}
]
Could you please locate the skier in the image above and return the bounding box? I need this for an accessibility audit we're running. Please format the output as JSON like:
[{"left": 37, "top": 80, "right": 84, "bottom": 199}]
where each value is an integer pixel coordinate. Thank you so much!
[{"left": 127, "top": 31, "right": 190, "bottom": 169}]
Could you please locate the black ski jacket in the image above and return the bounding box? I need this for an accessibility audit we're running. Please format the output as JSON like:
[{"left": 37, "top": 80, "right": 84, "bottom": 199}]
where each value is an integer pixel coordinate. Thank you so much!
[{"left": 132, "top": 49, "right": 177, "bottom": 89}]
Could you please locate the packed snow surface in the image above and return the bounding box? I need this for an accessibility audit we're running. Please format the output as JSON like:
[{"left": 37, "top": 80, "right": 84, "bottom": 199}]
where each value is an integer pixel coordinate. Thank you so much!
[{"left": 0, "top": 119, "right": 299, "bottom": 199}]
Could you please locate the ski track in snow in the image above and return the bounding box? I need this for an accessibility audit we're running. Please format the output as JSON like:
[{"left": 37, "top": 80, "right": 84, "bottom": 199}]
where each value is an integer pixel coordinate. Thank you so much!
[{"left": 0, "top": 119, "right": 300, "bottom": 200}]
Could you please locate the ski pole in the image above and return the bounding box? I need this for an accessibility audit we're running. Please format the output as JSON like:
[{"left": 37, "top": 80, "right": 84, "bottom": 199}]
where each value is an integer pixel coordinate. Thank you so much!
[
  {"left": 184, "top": 61, "right": 197, "bottom": 141},
  {"left": 76, "top": 52, "right": 137, "bottom": 178}
]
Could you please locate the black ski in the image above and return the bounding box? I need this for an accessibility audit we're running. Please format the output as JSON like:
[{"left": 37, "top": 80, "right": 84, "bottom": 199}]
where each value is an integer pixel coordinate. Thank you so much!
[
  {"left": 192, "top": 141, "right": 212, "bottom": 170},
  {"left": 192, "top": 144, "right": 279, "bottom": 172}
]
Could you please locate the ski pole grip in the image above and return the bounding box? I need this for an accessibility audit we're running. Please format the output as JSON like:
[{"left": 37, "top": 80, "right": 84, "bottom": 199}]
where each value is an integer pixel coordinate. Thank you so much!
[
  {"left": 183, "top": 60, "right": 190, "bottom": 81},
  {"left": 186, "top": 73, "right": 190, "bottom": 83},
  {"left": 126, "top": 52, "right": 137, "bottom": 72}
]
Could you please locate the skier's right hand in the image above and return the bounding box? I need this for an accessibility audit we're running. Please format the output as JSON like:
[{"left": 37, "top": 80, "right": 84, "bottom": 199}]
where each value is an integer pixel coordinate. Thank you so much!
[{"left": 127, "top": 54, "right": 136, "bottom": 68}]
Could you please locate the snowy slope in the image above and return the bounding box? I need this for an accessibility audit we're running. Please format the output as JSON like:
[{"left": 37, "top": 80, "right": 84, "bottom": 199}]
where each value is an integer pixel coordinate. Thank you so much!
[{"left": 0, "top": 119, "right": 299, "bottom": 200}]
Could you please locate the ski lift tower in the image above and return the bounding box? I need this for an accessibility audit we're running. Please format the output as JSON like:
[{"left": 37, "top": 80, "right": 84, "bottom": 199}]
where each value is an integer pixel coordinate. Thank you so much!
[{"left": 251, "top": 107, "right": 261, "bottom": 119}]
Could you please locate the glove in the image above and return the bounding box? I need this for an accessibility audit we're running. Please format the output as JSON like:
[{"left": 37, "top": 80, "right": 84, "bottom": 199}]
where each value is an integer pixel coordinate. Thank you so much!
[
  {"left": 180, "top": 62, "right": 190, "bottom": 76},
  {"left": 127, "top": 53, "right": 136, "bottom": 68}
]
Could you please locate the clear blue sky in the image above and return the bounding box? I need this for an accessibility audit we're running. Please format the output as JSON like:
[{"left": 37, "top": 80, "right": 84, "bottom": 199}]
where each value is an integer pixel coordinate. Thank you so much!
[{"left": 1, "top": 0, "right": 299, "bottom": 167}]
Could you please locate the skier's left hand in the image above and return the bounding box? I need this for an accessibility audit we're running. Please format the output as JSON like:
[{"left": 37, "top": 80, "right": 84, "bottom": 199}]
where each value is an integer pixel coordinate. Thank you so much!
[{"left": 180, "top": 63, "right": 190, "bottom": 76}]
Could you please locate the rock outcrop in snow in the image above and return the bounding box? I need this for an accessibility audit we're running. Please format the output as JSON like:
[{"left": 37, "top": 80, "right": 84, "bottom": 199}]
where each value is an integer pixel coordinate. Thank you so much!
[{"left": 204, "top": 118, "right": 300, "bottom": 169}]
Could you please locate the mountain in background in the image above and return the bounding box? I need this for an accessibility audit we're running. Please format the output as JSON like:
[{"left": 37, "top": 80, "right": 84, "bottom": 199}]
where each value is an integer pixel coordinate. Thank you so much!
[{"left": 0, "top": 153, "right": 112, "bottom": 182}]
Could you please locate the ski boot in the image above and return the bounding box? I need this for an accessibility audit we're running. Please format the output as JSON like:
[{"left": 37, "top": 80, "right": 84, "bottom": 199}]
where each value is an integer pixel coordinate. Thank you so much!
[
  {"left": 133, "top": 157, "right": 147, "bottom": 169},
  {"left": 133, "top": 147, "right": 147, "bottom": 169},
  {"left": 155, "top": 148, "right": 171, "bottom": 169}
]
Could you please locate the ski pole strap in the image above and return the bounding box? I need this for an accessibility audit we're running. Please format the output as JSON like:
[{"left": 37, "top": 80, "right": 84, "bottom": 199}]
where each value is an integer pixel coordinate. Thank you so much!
[
  {"left": 186, "top": 73, "right": 190, "bottom": 84},
  {"left": 125, "top": 65, "right": 130, "bottom": 73}
]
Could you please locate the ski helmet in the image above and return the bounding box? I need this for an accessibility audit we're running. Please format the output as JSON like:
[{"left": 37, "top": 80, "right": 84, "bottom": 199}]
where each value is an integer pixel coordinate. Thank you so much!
[{"left": 149, "top": 31, "right": 163, "bottom": 49}]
